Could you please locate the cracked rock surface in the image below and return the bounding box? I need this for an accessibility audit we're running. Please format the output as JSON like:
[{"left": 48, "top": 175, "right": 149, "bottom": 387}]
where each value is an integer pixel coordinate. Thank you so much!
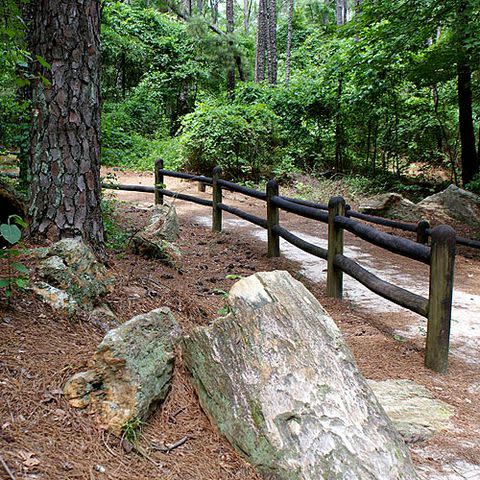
[{"left": 183, "top": 270, "right": 419, "bottom": 480}]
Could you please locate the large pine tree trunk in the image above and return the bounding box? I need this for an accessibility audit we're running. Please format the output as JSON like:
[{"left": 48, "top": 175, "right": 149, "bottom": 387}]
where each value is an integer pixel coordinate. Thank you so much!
[
  {"left": 29, "top": 0, "right": 105, "bottom": 259},
  {"left": 254, "top": 0, "right": 267, "bottom": 82}
]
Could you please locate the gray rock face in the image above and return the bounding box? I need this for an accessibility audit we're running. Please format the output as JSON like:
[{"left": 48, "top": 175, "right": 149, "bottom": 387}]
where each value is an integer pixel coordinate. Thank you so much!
[
  {"left": 132, "top": 204, "right": 182, "bottom": 266},
  {"left": 368, "top": 379, "right": 454, "bottom": 444},
  {"left": 418, "top": 184, "right": 480, "bottom": 227},
  {"left": 183, "top": 271, "right": 419, "bottom": 480},
  {"left": 358, "top": 193, "right": 420, "bottom": 222},
  {"left": 33, "top": 238, "right": 114, "bottom": 312},
  {"left": 64, "top": 307, "right": 181, "bottom": 434}
]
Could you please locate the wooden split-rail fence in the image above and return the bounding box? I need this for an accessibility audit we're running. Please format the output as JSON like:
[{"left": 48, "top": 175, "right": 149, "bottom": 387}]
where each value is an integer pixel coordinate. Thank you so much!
[{"left": 5, "top": 163, "right": 480, "bottom": 373}]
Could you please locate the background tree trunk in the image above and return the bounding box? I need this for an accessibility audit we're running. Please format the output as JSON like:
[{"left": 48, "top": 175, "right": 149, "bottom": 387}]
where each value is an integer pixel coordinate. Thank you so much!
[
  {"left": 226, "top": 0, "right": 236, "bottom": 97},
  {"left": 29, "top": 0, "right": 105, "bottom": 259},
  {"left": 285, "top": 0, "right": 294, "bottom": 85},
  {"left": 266, "top": 0, "right": 277, "bottom": 84},
  {"left": 457, "top": 62, "right": 479, "bottom": 185},
  {"left": 255, "top": 0, "right": 267, "bottom": 82}
]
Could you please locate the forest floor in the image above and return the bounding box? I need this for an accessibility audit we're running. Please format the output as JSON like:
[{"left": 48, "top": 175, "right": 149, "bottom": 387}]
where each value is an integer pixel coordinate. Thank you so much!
[{"left": 1, "top": 168, "right": 480, "bottom": 479}]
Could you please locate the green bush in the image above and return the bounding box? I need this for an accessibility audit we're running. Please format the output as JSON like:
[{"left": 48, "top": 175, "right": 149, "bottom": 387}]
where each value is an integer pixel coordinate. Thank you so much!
[
  {"left": 179, "top": 102, "right": 284, "bottom": 180},
  {"left": 466, "top": 174, "right": 480, "bottom": 196}
]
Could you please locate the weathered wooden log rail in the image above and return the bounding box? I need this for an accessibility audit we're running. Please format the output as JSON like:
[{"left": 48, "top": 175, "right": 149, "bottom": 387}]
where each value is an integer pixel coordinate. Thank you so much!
[
  {"left": 151, "top": 161, "right": 458, "bottom": 374},
  {"left": 3, "top": 163, "right": 479, "bottom": 372}
]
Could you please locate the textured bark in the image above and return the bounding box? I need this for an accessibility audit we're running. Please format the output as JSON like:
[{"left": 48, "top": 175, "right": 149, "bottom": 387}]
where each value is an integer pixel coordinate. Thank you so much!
[
  {"left": 266, "top": 0, "right": 277, "bottom": 84},
  {"left": 285, "top": 0, "right": 294, "bottom": 85},
  {"left": 254, "top": 0, "right": 267, "bottom": 82},
  {"left": 29, "top": 0, "right": 105, "bottom": 259},
  {"left": 336, "top": 0, "right": 346, "bottom": 25}
]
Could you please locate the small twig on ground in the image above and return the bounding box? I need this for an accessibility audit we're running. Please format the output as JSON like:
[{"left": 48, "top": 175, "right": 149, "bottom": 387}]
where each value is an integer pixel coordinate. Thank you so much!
[
  {"left": 153, "top": 435, "right": 192, "bottom": 453},
  {"left": 0, "top": 455, "right": 16, "bottom": 480},
  {"left": 168, "top": 406, "right": 187, "bottom": 424}
]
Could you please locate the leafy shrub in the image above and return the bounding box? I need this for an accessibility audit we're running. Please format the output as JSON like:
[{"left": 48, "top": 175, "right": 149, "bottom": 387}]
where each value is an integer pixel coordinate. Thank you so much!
[
  {"left": 179, "top": 102, "right": 284, "bottom": 180},
  {"left": 0, "top": 215, "right": 29, "bottom": 300},
  {"left": 466, "top": 174, "right": 480, "bottom": 196}
]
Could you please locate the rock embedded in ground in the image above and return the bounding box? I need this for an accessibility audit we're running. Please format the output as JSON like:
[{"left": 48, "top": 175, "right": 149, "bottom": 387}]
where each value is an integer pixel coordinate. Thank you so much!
[
  {"left": 132, "top": 203, "right": 182, "bottom": 266},
  {"left": 183, "top": 270, "right": 419, "bottom": 480},
  {"left": 417, "top": 184, "right": 480, "bottom": 227},
  {"left": 368, "top": 379, "right": 455, "bottom": 444},
  {"left": 358, "top": 193, "right": 420, "bottom": 222},
  {"left": 33, "top": 238, "right": 114, "bottom": 312},
  {"left": 64, "top": 307, "right": 181, "bottom": 434}
]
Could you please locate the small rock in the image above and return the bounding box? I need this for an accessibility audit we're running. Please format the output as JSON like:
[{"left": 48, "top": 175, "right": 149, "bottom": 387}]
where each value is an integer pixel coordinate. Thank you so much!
[{"left": 64, "top": 308, "right": 181, "bottom": 434}]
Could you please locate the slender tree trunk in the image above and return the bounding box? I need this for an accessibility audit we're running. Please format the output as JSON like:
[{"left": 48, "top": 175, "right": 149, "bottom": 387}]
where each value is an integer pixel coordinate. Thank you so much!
[
  {"left": 335, "top": 0, "right": 343, "bottom": 25},
  {"left": 244, "top": 0, "right": 250, "bottom": 32},
  {"left": 226, "top": 0, "right": 235, "bottom": 98},
  {"left": 265, "top": 0, "right": 277, "bottom": 84},
  {"left": 457, "top": 62, "right": 479, "bottom": 185},
  {"left": 285, "top": 0, "right": 294, "bottom": 85},
  {"left": 322, "top": 0, "right": 330, "bottom": 25},
  {"left": 334, "top": 74, "right": 344, "bottom": 172},
  {"left": 29, "top": 0, "right": 105, "bottom": 259},
  {"left": 255, "top": 0, "right": 267, "bottom": 82}
]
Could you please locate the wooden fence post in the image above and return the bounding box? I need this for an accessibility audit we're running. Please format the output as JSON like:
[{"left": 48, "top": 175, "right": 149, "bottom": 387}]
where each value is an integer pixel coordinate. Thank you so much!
[
  {"left": 212, "top": 166, "right": 223, "bottom": 232},
  {"left": 327, "top": 196, "right": 346, "bottom": 299},
  {"left": 266, "top": 179, "right": 280, "bottom": 257},
  {"left": 155, "top": 158, "right": 164, "bottom": 205},
  {"left": 425, "top": 225, "right": 456, "bottom": 373},
  {"left": 417, "top": 219, "right": 430, "bottom": 244}
]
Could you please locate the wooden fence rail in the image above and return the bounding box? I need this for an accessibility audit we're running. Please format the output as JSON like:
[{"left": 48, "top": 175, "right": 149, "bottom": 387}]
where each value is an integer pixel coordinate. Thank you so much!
[
  {"left": 151, "top": 160, "right": 457, "bottom": 374},
  {"left": 0, "top": 164, "right": 466, "bottom": 373}
]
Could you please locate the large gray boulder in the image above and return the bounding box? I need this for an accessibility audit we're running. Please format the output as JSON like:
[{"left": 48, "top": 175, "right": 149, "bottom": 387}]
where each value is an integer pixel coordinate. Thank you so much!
[
  {"left": 183, "top": 271, "right": 419, "bottom": 480},
  {"left": 417, "top": 184, "right": 480, "bottom": 227},
  {"left": 64, "top": 307, "right": 181, "bottom": 434}
]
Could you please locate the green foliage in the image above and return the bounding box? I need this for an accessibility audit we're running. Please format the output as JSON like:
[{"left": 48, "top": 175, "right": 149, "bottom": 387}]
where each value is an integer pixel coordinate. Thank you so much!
[
  {"left": 121, "top": 416, "right": 144, "bottom": 444},
  {"left": 101, "top": 198, "right": 130, "bottom": 252},
  {"left": 179, "top": 101, "right": 284, "bottom": 180},
  {"left": 466, "top": 174, "right": 480, "bottom": 195},
  {"left": 0, "top": 215, "right": 29, "bottom": 301}
]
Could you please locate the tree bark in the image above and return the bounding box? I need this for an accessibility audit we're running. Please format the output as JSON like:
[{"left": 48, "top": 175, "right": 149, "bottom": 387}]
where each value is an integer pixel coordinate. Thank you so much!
[
  {"left": 29, "top": 0, "right": 105, "bottom": 259},
  {"left": 266, "top": 0, "right": 277, "bottom": 84},
  {"left": 285, "top": 0, "right": 294, "bottom": 85},
  {"left": 254, "top": 0, "right": 267, "bottom": 82}
]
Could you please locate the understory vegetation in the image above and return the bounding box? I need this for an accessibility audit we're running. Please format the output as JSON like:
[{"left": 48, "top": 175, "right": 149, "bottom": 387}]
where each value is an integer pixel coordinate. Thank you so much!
[{"left": 1, "top": 0, "right": 480, "bottom": 197}]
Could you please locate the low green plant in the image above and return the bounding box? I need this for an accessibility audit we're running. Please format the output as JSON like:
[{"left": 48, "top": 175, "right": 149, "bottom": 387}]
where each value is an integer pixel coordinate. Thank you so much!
[
  {"left": 0, "top": 215, "right": 29, "bottom": 300},
  {"left": 101, "top": 197, "right": 130, "bottom": 252},
  {"left": 122, "top": 416, "right": 144, "bottom": 444},
  {"left": 466, "top": 174, "right": 480, "bottom": 196}
]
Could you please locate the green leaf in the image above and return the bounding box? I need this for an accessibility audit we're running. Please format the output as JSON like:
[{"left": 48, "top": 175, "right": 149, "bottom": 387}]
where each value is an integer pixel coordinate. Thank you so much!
[
  {"left": 0, "top": 224, "right": 21, "bottom": 245},
  {"left": 35, "top": 54, "right": 51, "bottom": 69},
  {"left": 0, "top": 279, "right": 10, "bottom": 288},
  {"left": 225, "top": 274, "right": 242, "bottom": 280},
  {"left": 9, "top": 215, "right": 27, "bottom": 229},
  {"left": 12, "top": 262, "right": 29, "bottom": 274},
  {"left": 15, "top": 278, "right": 27, "bottom": 289}
]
